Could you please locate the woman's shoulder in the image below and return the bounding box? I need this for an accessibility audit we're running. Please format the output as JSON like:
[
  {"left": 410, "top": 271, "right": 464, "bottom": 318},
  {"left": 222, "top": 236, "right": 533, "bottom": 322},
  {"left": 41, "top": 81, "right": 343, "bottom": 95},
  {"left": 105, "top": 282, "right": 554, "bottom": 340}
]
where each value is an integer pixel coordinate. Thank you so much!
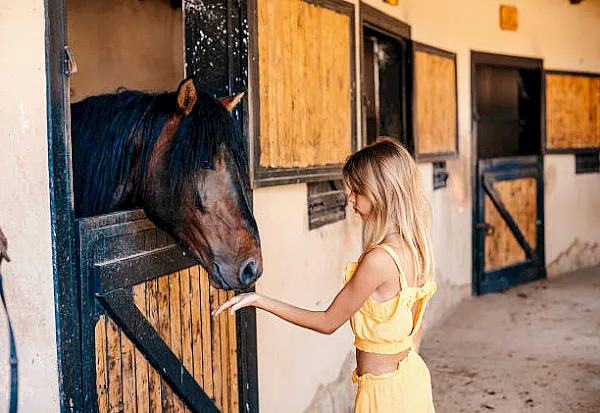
[{"left": 358, "top": 245, "right": 402, "bottom": 279}]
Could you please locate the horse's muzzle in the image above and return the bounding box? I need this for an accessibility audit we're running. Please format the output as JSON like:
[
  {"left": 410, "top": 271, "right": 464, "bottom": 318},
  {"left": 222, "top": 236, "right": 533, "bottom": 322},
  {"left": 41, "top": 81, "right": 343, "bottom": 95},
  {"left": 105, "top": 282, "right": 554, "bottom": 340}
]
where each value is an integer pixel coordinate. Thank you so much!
[{"left": 239, "top": 258, "right": 262, "bottom": 287}]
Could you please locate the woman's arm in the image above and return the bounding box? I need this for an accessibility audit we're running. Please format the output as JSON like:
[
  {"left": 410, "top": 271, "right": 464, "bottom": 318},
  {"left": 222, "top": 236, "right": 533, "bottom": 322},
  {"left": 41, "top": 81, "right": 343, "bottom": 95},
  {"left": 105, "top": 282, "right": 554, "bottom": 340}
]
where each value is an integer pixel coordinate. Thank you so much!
[{"left": 213, "top": 249, "right": 392, "bottom": 334}]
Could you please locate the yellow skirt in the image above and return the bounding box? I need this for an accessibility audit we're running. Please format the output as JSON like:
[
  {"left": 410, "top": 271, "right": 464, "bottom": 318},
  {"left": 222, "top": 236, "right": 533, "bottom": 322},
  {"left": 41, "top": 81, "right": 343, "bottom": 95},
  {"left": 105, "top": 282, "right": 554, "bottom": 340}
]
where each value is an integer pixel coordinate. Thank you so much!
[{"left": 352, "top": 350, "right": 435, "bottom": 413}]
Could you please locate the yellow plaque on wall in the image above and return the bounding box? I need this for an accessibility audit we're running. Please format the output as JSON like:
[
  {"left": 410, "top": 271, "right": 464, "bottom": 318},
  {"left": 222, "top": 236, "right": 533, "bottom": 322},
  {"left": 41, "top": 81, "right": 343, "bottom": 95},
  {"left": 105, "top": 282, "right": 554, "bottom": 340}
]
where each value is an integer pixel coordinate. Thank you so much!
[{"left": 500, "top": 5, "right": 518, "bottom": 31}]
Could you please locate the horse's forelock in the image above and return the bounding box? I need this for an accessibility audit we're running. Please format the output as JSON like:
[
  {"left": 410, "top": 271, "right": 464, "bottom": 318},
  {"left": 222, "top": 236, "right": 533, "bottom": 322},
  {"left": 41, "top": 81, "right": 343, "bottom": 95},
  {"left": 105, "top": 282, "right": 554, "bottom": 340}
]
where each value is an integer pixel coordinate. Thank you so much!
[{"left": 168, "top": 91, "right": 249, "bottom": 198}]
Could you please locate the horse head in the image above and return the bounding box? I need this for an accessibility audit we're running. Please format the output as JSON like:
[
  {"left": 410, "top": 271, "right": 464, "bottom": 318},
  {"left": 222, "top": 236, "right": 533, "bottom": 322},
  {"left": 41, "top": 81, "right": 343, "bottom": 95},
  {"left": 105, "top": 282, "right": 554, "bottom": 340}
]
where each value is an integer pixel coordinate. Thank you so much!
[
  {"left": 71, "top": 78, "right": 263, "bottom": 290},
  {"left": 143, "top": 79, "right": 263, "bottom": 290}
]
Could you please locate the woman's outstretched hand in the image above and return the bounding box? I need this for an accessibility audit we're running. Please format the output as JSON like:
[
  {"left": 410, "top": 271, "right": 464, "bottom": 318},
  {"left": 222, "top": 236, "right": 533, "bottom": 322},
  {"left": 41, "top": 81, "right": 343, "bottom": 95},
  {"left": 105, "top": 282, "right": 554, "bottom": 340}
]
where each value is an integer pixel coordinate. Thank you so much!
[{"left": 212, "top": 292, "right": 261, "bottom": 316}]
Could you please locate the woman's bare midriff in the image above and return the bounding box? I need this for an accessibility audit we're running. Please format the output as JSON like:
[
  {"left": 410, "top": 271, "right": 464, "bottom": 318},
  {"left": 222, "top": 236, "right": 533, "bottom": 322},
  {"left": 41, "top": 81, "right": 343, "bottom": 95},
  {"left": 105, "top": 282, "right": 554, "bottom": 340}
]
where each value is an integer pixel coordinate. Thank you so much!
[{"left": 356, "top": 348, "right": 411, "bottom": 376}]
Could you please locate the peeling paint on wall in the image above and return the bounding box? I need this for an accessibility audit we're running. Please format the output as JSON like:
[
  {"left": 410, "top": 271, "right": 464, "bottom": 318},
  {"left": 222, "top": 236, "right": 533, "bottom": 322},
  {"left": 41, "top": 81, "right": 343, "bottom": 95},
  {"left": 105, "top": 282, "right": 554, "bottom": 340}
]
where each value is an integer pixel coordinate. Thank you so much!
[
  {"left": 547, "top": 238, "right": 600, "bottom": 278},
  {"left": 303, "top": 352, "right": 356, "bottom": 413}
]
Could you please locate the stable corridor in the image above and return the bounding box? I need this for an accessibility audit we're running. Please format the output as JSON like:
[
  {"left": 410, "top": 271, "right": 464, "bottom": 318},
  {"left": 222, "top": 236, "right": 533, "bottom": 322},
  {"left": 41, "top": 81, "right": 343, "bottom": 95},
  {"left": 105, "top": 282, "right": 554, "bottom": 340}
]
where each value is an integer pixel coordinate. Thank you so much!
[{"left": 421, "top": 267, "right": 600, "bottom": 413}]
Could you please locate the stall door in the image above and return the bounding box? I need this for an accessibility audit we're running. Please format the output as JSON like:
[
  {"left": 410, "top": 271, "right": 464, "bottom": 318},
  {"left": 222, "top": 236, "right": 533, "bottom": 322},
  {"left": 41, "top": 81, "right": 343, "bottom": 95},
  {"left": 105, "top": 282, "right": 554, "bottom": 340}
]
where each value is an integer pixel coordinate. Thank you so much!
[
  {"left": 475, "top": 158, "right": 544, "bottom": 294},
  {"left": 472, "top": 53, "right": 546, "bottom": 295},
  {"left": 79, "top": 211, "right": 240, "bottom": 413},
  {"left": 76, "top": 1, "right": 254, "bottom": 412}
]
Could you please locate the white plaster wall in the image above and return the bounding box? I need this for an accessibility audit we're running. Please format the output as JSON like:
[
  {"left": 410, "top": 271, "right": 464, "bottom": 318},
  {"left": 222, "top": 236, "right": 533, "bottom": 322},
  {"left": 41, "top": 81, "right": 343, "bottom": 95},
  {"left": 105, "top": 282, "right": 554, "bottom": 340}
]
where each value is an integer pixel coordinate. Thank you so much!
[
  {"left": 67, "top": 0, "right": 184, "bottom": 101},
  {"left": 254, "top": 1, "right": 600, "bottom": 412},
  {"left": 544, "top": 155, "right": 600, "bottom": 275},
  {"left": 0, "top": 1, "right": 61, "bottom": 412},
  {"left": 253, "top": 184, "right": 363, "bottom": 413}
]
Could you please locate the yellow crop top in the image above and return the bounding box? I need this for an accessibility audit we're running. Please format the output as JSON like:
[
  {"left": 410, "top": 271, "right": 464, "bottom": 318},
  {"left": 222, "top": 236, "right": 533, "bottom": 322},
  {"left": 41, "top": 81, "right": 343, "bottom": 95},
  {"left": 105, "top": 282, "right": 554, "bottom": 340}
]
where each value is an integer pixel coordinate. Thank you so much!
[{"left": 343, "top": 244, "right": 437, "bottom": 354}]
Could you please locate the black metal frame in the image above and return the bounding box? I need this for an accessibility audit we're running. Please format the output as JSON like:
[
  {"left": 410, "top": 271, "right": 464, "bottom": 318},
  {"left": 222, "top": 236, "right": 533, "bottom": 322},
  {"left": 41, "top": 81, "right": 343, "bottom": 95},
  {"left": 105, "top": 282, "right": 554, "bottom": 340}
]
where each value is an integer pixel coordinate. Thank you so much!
[
  {"left": 412, "top": 42, "right": 459, "bottom": 162},
  {"left": 433, "top": 161, "right": 449, "bottom": 190},
  {"left": 471, "top": 51, "right": 546, "bottom": 296},
  {"left": 575, "top": 150, "right": 600, "bottom": 174},
  {"left": 359, "top": 2, "right": 412, "bottom": 151},
  {"left": 248, "top": 0, "right": 357, "bottom": 187},
  {"left": 46, "top": 0, "right": 84, "bottom": 411},
  {"left": 307, "top": 180, "right": 347, "bottom": 230},
  {"left": 543, "top": 69, "right": 600, "bottom": 154}
]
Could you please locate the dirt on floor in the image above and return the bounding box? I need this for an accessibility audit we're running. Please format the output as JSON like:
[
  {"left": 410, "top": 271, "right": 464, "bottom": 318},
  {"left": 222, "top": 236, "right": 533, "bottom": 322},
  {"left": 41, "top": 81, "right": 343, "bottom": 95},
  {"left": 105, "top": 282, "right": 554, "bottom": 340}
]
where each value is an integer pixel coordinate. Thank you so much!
[{"left": 420, "top": 266, "right": 600, "bottom": 413}]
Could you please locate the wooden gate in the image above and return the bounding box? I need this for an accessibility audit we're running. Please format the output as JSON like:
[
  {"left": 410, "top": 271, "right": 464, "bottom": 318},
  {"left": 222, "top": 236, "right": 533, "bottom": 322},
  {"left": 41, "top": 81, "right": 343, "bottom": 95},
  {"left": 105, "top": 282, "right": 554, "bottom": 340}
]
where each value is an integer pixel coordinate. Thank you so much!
[
  {"left": 78, "top": 211, "right": 239, "bottom": 412},
  {"left": 474, "top": 157, "right": 545, "bottom": 294}
]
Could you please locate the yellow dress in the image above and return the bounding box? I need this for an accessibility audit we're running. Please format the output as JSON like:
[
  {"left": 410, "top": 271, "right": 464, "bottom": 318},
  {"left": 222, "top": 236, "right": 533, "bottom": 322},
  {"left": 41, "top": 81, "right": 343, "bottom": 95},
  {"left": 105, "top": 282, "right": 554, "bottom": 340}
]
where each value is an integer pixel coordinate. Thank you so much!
[{"left": 344, "top": 244, "right": 437, "bottom": 413}]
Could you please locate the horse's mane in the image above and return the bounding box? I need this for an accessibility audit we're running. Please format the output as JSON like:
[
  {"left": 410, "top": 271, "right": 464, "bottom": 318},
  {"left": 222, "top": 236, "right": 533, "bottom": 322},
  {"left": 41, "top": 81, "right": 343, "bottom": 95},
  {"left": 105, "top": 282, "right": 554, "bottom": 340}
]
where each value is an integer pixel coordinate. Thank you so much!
[{"left": 71, "top": 87, "right": 248, "bottom": 217}]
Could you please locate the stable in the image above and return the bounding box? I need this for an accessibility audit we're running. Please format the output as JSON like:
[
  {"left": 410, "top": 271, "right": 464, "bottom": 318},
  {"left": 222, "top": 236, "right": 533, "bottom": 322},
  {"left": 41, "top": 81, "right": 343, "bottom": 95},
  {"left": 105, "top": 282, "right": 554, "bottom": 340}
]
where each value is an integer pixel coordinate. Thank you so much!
[{"left": 0, "top": 0, "right": 599, "bottom": 412}]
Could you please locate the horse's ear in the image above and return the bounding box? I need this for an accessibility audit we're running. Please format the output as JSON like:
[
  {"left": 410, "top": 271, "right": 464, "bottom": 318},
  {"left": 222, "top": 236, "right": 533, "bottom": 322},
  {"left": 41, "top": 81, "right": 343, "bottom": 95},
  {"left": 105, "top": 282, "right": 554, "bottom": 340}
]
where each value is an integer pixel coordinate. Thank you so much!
[
  {"left": 177, "top": 78, "right": 198, "bottom": 116},
  {"left": 218, "top": 91, "right": 245, "bottom": 112}
]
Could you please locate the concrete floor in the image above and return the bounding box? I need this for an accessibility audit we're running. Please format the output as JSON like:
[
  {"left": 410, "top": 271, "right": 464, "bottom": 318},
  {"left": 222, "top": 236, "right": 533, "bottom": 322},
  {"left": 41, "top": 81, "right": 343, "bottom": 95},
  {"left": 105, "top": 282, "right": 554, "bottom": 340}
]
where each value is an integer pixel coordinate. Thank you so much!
[{"left": 420, "top": 266, "right": 600, "bottom": 413}]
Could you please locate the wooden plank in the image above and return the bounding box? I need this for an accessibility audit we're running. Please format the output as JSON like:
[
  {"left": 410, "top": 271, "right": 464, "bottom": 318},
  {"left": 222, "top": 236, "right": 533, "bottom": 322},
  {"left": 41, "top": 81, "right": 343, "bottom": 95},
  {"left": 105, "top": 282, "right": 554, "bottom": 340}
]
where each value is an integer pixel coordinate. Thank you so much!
[
  {"left": 415, "top": 50, "right": 457, "bottom": 156},
  {"left": 133, "top": 284, "right": 150, "bottom": 413},
  {"left": 218, "top": 289, "right": 230, "bottom": 413},
  {"left": 228, "top": 291, "right": 239, "bottom": 413},
  {"left": 146, "top": 279, "right": 161, "bottom": 413},
  {"left": 546, "top": 73, "right": 600, "bottom": 149},
  {"left": 495, "top": 178, "right": 537, "bottom": 250},
  {"left": 189, "top": 265, "right": 204, "bottom": 389},
  {"left": 209, "top": 284, "right": 223, "bottom": 411},
  {"left": 121, "top": 328, "right": 137, "bottom": 413},
  {"left": 593, "top": 78, "right": 600, "bottom": 144},
  {"left": 280, "top": 0, "right": 292, "bottom": 168},
  {"left": 95, "top": 315, "right": 109, "bottom": 413},
  {"left": 158, "top": 274, "right": 174, "bottom": 412},
  {"left": 257, "top": 0, "right": 352, "bottom": 168},
  {"left": 179, "top": 268, "right": 194, "bottom": 413},
  {"left": 146, "top": 365, "right": 188, "bottom": 413},
  {"left": 257, "top": 0, "right": 271, "bottom": 167},
  {"left": 169, "top": 272, "right": 185, "bottom": 413},
  {"left": 485, "top": 178, "right": 537, "bottom": 271},
  {"left": 199, "top": 266, "right": 214, "bottom": 401},
  {"left": 107, "top": 317, "right": 123, "bottom": 413},
  {"left": 172, "top": 392, "right": 186, "bottom": 413}
]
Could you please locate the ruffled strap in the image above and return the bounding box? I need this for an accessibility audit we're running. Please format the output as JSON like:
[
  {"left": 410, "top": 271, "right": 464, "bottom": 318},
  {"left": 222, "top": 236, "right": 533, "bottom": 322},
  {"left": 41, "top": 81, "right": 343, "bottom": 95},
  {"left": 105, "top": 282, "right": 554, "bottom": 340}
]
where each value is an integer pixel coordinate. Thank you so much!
[
  {"left": 408, "top": 278, "right": 437, "bottom": 340},
  {"left": 415, "top": 278, "right": 437, "bottom": 300}
]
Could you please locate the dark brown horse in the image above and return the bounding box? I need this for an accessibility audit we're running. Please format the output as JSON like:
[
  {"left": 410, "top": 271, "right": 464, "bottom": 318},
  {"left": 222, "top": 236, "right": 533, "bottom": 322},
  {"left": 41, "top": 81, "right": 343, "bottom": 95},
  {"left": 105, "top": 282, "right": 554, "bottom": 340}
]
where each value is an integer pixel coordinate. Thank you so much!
[{"left": 70, "top": 78, "right": 262, "bottom": 290}]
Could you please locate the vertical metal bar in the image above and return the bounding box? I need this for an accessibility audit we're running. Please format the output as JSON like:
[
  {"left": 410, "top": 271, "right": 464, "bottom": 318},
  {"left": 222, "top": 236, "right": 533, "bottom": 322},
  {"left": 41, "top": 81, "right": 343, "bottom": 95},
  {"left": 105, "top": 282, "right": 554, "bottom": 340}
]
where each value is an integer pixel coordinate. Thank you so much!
[{"left": 45, "top": 0, "right": 83, "bottom": 410}]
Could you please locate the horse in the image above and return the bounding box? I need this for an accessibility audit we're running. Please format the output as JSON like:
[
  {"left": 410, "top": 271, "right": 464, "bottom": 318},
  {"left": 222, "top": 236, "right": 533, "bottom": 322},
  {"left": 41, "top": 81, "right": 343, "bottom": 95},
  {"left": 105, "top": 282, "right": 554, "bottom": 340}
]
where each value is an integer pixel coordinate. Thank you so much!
[{"left": 70, "top": 78, "right": 262, "bottom": 290}]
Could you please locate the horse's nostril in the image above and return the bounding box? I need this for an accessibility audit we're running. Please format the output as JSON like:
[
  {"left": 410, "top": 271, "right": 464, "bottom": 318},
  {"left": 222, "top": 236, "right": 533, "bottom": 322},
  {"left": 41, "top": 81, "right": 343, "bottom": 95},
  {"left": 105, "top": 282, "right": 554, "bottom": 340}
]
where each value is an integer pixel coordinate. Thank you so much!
[{"left": 240, "top": 260, "right": 258, "bottom": 285}]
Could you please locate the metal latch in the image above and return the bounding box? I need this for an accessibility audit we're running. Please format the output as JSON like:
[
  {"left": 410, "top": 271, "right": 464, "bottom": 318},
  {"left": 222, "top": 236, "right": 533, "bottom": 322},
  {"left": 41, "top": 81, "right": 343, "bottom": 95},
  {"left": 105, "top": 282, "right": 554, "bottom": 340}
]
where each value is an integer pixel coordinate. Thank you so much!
[
  {"left": 64, "top": 45, "right": 78, "bottom": 77},
  {"left": 475, "top": 222, "right": 495, "bottom": 237}
]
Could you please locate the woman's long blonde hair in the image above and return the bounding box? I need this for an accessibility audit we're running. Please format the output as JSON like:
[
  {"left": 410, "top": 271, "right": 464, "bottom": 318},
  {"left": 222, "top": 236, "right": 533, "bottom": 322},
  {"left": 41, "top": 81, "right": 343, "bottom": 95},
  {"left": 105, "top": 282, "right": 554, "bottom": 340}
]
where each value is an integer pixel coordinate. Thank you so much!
[{"left": 343, "top": 137, "right": 434, "bottom": 284}]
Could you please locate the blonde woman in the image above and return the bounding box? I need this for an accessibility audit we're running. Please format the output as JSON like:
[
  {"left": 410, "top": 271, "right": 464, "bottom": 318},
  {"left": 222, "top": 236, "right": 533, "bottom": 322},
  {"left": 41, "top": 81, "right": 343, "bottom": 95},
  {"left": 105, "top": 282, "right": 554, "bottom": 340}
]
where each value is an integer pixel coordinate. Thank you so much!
[{"left": 214, "top": 137, "right": 436, "bottom": 412}]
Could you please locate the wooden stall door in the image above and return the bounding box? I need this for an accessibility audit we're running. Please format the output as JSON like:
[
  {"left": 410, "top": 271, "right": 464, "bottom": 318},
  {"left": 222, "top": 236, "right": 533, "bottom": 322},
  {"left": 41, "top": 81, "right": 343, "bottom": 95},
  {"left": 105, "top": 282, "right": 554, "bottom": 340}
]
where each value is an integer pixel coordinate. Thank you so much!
[
  {"left": 474, "top": 158, "right": 545, "bottom": 294},
  {"left": 78, "top": 211, "right": 238, "bottom": 413},
  {"left": 472, "top": 52, "right": 545, "bottom": 295}
]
